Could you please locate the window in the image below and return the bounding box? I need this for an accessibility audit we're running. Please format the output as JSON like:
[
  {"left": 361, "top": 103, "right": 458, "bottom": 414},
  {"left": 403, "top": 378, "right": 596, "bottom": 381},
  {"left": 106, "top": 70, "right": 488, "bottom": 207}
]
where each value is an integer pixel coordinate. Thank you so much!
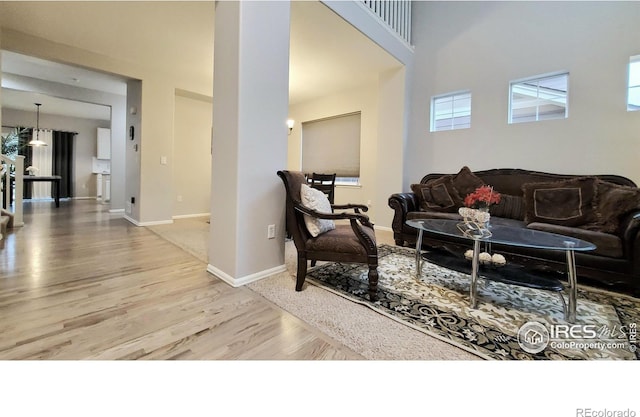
[
  {"left": 509, "top": 73, "right": 568, "bottom": 124},
  {"left": 629, "top": 55, "right": 640, "bottom": 111},
  {"left": 301, "top": 112, "right": 361, "bottom": 185},
  {"left": 430, "top": 91, "right": 471, "bottom": 132}
]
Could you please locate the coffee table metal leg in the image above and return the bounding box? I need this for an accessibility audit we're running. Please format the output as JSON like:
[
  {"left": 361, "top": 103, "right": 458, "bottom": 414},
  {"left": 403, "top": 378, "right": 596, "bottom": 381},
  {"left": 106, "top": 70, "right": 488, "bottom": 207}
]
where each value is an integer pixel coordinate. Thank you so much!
[
  {"left": 470, "top": 239, "right": 481, "bottom": 308},
  {"left": 415, "top": 229, "right": 424, "bottom": 276},
  {"left": 565, "top": 247, "right": 577, "bottom": 323}
]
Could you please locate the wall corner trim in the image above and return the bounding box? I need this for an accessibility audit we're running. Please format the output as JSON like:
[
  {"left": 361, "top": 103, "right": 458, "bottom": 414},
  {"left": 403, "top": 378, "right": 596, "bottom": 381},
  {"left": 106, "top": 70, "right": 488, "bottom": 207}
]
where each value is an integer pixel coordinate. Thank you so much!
[{"left": 207, "top": 263, "right": 287, "bottom": 287}]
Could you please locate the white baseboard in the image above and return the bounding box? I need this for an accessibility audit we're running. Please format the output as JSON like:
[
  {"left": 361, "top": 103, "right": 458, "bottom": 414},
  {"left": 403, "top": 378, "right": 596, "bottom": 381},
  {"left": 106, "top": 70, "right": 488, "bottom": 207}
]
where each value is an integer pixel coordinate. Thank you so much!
[
  {"left": 375, "top": 225, "right": 392, "bottom": 232},
  {"left": 123, "top": 215, "right": 140, "bottom": 226},
  {"left": 141, "top": 219, "right": 174, "bottom": 226},
  {"left": 172, "top": 213, "right": 210, "bottom": 219},
  {"left": 109, "top": 208, "right": 125, "bottom": 214},
  {"left": 207, "top": 263, "right": 287, "bottom": 287},
  {"left": 72, "top": 196, "right": 97, "bottom": 200},
  {"left": 125, "top": 215, "right": 174, "bottom": 227}
]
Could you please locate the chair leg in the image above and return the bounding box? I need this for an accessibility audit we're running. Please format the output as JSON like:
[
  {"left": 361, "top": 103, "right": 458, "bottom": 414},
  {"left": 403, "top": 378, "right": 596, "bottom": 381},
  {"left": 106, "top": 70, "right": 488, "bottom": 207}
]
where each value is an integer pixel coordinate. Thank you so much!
[
  {"left": 368, "top": 264, "right": 379, "bottom": 301},
  {"left": 311, "top": 260, "right": 317, "bottom": 267},
  {"left": 296, "top": 253, "right": 308, "bottom": 291}
]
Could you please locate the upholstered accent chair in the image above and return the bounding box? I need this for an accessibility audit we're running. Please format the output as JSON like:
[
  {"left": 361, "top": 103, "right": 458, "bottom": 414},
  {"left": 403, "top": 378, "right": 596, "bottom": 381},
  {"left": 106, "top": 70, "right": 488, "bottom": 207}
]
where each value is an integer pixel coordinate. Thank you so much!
[{"left": 277, "top": 170, "right": 379, "bottom": 300}]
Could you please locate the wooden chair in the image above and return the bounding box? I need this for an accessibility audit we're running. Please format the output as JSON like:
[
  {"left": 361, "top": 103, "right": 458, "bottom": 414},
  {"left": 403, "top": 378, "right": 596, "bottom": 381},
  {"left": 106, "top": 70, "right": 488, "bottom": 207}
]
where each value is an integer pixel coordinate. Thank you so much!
[
  {"left": 307, "top": 172, "right": 336, "bottom": 204},
  {"left": 277, "top": 170, "right": 379, "bottom": 301}
]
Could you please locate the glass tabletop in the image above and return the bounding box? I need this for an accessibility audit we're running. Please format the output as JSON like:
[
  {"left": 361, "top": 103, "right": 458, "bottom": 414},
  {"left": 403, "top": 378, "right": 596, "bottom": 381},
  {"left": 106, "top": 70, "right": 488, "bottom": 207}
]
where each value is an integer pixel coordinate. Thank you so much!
[{"left": 406, "top": 219, "right": 596, "bottom": 251}]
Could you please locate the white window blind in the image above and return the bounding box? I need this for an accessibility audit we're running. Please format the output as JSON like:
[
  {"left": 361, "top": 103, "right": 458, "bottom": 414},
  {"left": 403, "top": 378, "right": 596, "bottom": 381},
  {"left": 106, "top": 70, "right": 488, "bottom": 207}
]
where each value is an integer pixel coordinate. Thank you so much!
[
  {"left": 628, "top": 55, "right": 640, "bottom": 111},
  {"left": 430, "top": 91, "right": 471, "bottom": 132},
  {"left": 510, "top": 73, "right": 568, "bottom": 123},
  {"left": 301, "top": 112, "right": 361, "bottom": 179}
]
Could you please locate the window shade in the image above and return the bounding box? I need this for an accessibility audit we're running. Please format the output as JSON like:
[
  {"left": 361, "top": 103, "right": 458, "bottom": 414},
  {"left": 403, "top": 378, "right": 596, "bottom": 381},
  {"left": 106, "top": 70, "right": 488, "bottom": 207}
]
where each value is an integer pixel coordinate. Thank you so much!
[{"left": 301, "top": 112, "right": 361, "bottom": 178}]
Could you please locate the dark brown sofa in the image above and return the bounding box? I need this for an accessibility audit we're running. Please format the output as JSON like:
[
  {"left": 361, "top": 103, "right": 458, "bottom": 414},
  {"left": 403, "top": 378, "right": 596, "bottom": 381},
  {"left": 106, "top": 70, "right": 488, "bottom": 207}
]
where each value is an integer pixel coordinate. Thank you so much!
[{"left": 388, "top": 167, "right": 640, "bottom": 296}]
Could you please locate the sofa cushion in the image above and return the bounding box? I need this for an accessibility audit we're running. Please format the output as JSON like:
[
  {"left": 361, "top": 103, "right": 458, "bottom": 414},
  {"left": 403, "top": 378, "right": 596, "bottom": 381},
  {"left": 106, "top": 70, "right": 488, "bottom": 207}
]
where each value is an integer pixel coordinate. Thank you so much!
[
  {"left": 407, "top": 211, "right": 461, "bottom": 221},
  {"left": 522, "top": 177, "right": 598, "bottom": 227},
  {"left": 581, "top": 179, "right": 640, "bottom": 234},
  {"left": 488, "top": 194, "right": 525, "bottom": 220},
  {"left": 300, "top": 184, "right": 335, "bottom": 237},
  {"left": 452, "top": 166, "right": 485, "bottom": 197},
  {"left": 411, "top": 175, "right": 461, "bottom": 213},
  {"left": 527, "top": 222, "right": 623, "bottom": 258}
]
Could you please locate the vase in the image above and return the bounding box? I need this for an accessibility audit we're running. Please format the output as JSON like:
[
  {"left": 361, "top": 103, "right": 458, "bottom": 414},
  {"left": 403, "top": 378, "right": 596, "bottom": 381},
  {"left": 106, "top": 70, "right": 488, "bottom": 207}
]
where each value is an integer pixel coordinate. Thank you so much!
[
  {"left": 457, "top": 207, "right": 492, "bottom": 238},
  {"left": 477, "top": 206, "right": 490, "bottom": 228}
]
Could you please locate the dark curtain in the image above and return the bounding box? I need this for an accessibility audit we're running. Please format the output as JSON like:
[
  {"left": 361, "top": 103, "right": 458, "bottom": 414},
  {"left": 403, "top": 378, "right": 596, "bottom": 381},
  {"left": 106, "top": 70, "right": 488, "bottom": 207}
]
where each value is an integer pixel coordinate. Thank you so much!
[
  {"left": 18, "top": 128, "right": 34, "bottom": 199},
  {"left": 52, "top": 131, "right": 75, "bottom": 198}
]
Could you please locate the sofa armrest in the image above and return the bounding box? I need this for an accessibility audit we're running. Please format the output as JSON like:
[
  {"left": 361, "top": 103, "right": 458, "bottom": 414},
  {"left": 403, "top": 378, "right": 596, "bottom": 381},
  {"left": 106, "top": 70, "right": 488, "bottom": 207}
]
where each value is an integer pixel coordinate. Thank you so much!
[
  {"left": 388, "top": 192, "right": 419, "bottom": 237},
  {"left": 620, "top": 211, "right": 640, "bottom": 270}
]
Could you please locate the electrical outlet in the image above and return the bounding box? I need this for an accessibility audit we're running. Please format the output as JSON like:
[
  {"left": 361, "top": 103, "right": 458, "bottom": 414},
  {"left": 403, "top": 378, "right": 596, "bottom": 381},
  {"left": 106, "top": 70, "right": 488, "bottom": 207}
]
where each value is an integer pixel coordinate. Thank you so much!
[{"left": 267, "top": 224, "right": 276, "bottom": 239}]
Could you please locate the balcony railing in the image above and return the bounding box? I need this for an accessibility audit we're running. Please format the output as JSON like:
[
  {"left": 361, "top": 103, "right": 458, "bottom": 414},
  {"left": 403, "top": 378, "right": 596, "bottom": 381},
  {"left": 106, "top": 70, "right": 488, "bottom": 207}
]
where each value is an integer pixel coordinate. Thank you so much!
[{"left": 361, "top": 0, "right": 412, "bottom": 44}]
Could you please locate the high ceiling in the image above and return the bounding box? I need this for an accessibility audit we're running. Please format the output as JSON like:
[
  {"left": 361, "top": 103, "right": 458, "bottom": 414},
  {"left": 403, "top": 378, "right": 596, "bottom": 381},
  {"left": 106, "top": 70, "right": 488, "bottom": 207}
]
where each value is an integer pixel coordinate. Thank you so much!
[{"left": 0, "top": 1, "right": 401, "bottom": 122}]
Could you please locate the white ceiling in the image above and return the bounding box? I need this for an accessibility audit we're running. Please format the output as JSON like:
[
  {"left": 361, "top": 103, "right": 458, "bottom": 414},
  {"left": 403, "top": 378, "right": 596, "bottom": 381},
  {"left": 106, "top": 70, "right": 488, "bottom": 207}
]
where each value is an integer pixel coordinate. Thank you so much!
[{"left": 0, "top": 1, "right": 401, "bottom": 123}]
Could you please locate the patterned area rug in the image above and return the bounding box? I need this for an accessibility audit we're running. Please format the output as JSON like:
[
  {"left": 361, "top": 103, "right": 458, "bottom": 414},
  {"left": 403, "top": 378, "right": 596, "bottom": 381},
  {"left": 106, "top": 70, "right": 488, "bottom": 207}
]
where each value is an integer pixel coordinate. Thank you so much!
[{"left": 307, "top": 245, "right": 640, "bottom": 360}]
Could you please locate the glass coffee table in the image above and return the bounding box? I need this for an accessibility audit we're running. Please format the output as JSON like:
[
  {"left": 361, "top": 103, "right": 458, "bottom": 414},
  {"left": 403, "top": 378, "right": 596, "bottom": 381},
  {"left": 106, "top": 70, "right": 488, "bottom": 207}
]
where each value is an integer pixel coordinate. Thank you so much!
[{"left": 406, "top": 219, "right": 596, "bottom": 322}]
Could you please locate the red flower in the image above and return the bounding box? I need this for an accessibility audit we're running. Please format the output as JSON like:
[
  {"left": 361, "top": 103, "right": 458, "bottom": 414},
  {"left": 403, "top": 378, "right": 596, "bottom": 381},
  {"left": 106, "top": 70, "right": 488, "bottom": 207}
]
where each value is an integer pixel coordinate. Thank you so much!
[{"left": 464, "top": 185, "right": 501, "bottom": 208}]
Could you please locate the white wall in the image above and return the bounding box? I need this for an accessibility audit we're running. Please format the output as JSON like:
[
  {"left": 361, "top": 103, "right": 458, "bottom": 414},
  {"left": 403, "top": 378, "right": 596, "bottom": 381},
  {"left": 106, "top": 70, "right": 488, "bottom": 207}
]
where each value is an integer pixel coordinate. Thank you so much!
[
  {"left": 1, "top": 107, "right": 109, "bottom": 198},
  {"left": 173, "top": 92, "right": 212, "bottom": 217},
  {"left": 288, "top": 71, "right": 407, "bottom": 230},
  {"left": 1, "top": 27, "right": 212, "bottom": 224},
  {"left": 406, "top": 1, "right": 640, "bottom": 189},
  {"left": 209, "top": 1, "right": 290, "bottom": 282},
  {"left": 288, "top": 83, "right": 380, "bottom": 221},
  {"left": 125, "top": 79, "right": 142, "bottom": 221}
]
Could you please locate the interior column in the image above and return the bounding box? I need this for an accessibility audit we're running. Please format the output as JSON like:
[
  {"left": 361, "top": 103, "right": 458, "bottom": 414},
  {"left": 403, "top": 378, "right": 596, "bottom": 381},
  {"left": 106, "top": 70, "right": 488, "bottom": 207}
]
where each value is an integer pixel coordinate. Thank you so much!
[{"left": 207, "top": 1, "right": 290, "bottom": 285}]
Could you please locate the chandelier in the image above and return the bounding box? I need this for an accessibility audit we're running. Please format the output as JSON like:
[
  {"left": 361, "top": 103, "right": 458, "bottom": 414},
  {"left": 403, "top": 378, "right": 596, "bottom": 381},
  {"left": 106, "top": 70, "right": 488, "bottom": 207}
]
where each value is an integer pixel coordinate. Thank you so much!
[{"left": 28, "top": 103, "right": 48, "bottom": 146}]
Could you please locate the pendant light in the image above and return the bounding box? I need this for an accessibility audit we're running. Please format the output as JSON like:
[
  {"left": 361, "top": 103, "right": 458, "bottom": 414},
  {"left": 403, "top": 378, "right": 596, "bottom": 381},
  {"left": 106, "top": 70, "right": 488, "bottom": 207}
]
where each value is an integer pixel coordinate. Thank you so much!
[{"left": 28, "top": 103, "right": 48, "bottom": 147}]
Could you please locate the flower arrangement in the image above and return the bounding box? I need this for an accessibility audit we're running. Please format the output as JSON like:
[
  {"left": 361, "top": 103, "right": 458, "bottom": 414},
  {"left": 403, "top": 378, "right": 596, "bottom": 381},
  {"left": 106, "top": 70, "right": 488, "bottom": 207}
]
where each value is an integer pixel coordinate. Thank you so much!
[
  {"left": 458, "top": 185, "right": 501, "bottom": 238},
  {"left": 26, "top": 166, "right": 39, "bottom": 176},
  {"left": 464, "top": 185, "right": 501, "bottom": 209}
]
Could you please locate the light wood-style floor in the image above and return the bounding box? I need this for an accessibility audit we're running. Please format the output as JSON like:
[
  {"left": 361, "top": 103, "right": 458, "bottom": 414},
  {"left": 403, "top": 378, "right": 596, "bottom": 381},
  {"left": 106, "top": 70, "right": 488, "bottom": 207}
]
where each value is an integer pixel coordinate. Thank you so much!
[{"left": 0, "top": 200, "right": 364, "bottom": 359}]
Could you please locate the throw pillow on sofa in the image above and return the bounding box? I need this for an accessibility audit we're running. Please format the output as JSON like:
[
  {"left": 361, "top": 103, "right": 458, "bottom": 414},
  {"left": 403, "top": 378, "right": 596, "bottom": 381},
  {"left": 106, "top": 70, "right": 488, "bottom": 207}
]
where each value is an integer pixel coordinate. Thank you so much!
[
  {"left": 411, "top": 175, "right": 461, "bottom": 213},
  {"left": 522, "top": 177, "right": 598, "bottom": 227},
  {"left": 581, "top": 179, "right": 640, "bottom": 234},
  {"left": 490, "top": 194, "right": 525, "bottom": 220},
  {"left": 300, "top": 183, "right": 335, "bottom": 237},
  {"left": 452, "top": 166, "right": 485, "bottom": 197}
]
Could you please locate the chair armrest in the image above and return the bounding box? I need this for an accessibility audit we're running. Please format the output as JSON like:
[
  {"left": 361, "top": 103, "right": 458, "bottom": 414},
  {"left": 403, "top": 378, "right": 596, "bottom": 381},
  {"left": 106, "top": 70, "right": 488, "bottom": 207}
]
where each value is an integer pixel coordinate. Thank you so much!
[
  {"left": 294, "top": 204, "right": 373, "bottom": 228},
  {"left": 332, "top": 203, "right": 369, "bottom": 213}
]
